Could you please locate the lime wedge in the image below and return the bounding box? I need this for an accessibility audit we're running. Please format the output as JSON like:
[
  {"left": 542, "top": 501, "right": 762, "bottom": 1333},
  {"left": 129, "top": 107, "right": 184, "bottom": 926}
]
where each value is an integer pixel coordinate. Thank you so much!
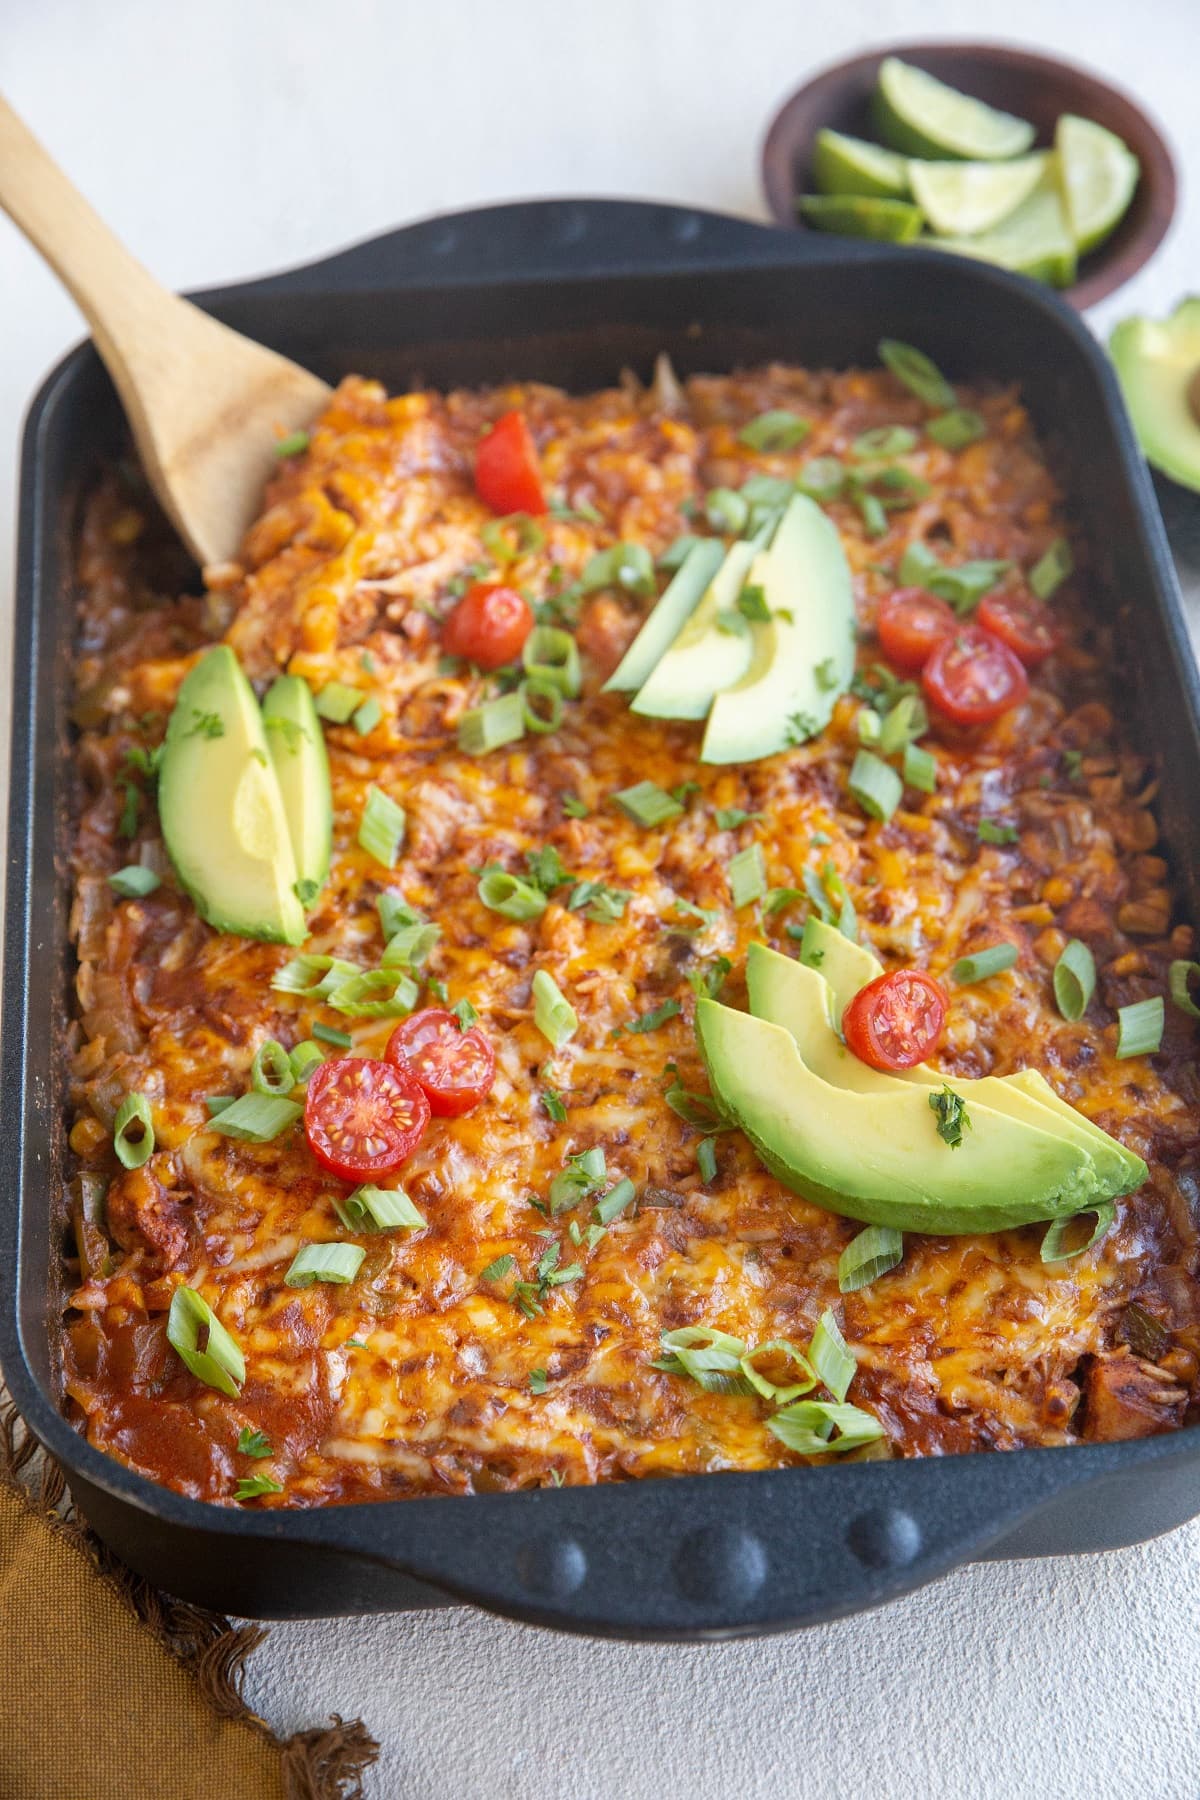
[
  {"left": 908, "top": 153, "right": 1046, "bottom": 236},
  {"left": 1057, "top": 114, "right": 1139, "bottom": 253},
  {"left": 873, "top": 57, "right": 1036, "bottom": 161},
  {"left": 929, "top": 161, "right": 1077, "bottom": 287},
  {"left": 812, "top": 129, "right": 910, "bottom": 200},
  {"left": 798, "top": 195, "right": 924, "bottom": 243}
]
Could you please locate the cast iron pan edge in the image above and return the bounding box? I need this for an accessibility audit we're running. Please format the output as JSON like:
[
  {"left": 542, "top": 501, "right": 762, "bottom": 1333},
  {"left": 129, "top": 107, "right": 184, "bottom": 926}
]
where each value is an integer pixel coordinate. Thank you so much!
[{"left": 4, "top": 199, "right": 1198, "bottom": 1637}]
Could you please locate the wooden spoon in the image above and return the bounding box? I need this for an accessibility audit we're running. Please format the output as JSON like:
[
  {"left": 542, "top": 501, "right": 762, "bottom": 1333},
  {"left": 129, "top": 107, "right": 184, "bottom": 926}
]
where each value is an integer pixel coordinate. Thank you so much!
[{"left": 0, "top": 95, "right": 331, "bottom": 567}]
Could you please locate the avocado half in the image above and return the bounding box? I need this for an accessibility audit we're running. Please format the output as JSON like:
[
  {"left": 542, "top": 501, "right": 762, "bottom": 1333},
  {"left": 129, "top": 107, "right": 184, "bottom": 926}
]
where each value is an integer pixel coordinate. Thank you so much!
[{"left": 1110, "top": 297, "right": 1200, "bottom": 493}]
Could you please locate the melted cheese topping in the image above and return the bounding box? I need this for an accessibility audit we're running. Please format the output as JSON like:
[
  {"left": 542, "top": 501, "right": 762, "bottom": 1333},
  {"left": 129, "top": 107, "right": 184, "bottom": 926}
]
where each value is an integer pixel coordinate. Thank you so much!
[{"left": 62, "top": 366, "right": 1200, "bottom": 1505}]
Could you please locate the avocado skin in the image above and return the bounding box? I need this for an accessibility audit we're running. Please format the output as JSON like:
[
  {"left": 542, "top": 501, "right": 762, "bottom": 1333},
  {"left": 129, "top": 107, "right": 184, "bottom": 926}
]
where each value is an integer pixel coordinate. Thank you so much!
[
  {"left": 695, "top": 998, "right": 1116, "bottom": 1236},
  {"left": 159, "top": 647, "right": 307, "bottom": 946},
  {"left": 262, "top": 675, "right": 333, "bottom": 898}
]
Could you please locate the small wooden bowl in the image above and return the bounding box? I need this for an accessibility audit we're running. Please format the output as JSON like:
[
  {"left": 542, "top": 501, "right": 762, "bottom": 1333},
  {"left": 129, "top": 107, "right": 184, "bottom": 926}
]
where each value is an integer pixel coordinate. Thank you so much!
[{"left": 761, "top": 41, "right": 1176, "bottom": 310}]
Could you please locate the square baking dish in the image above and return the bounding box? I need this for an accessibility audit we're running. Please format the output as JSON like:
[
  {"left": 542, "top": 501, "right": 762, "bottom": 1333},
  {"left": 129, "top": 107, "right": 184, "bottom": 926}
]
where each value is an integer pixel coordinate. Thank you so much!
[{"left": 5, "top": 198, "right": 1200, "bottom": 1640}]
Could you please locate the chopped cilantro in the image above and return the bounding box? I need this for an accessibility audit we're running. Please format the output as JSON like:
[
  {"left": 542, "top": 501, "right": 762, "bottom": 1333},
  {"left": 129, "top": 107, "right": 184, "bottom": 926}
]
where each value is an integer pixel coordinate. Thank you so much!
[
  {"left": 977, "top": 820, "right": 1018, "bottom": 846},
  {"left": 615, "top": 998, "right": 682, "bottom": 1037},
  {"left": 929, "top": 1084, "right": 970, "bottom": 1149},
  {"left": 451, "top": 998, "right": 479, "bottom": 1031},
  {"left": 540, "top": 1086, "right": 568, "bottom": 1124},
  {"left": 184, "top": 709, "right": 224, "bottom": 739},
  {"left": 525, "top": 845, "right": 573, "bottom": 892},
  {"left": 562, "top": 793, "right": 589, "bottom": 818},
  {"left": 715, "top": 807, "right": 763, "bottom": 830},
  {"left": 530, "top": 1368, "right": 549, "bottom": 1394},
  {"left": 236, "top": 1428, "right": 272, "bottom": 1459}
]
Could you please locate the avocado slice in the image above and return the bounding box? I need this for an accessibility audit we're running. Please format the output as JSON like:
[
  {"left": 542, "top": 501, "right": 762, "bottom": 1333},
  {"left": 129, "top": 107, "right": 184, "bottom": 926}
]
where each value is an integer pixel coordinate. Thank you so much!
[
  {"left": 262, "top": 675, "right": 333, "bottom": 904},
  {"left": 697, "top": 998, "right": 1100, "bottom": 1233},
  {"left": 1110, "top": 298, "right": 1200, "bottom": 493},
  {"left": 744, "top": 942, "right": 1146, "bottom": 1198},
  {"left": 701, "top": 496, "right": 854, "bottom": 764},
  {"left": 630, "top": 537, "right": 761, "bottom": 720},
  {"left": 159, "top": 647, "right": 307, "bottom": 945},
  {"left": 604, "top": 539, "right": 725, "bottom": 694}
]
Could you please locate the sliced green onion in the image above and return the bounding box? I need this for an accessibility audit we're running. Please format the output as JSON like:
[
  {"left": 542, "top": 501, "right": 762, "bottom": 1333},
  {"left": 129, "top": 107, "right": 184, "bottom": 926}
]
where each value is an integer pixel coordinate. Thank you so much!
[
  {"left": 522, "top": 626, "right": 581, "bottom": 697},
  {"left": 481, "top": 1253, "right": 516, "bottom": 1282},
  {"left": 532, "top": 969, "right": 577, "bottom": 1049},
  {"left": 878, "top": 338, "right": 956, "bottom": 409},
  {"left": 838, "top": 1225, "right": 904, "bottom": 1293},
  {"left": 593, "top": 1178, "right": 636, "bottom": 1226},
  {"left": 741, "top": 473, "right": 794, "bottom": 508},
  {"left": 457, "top": 690, "right": 526, "bottom": 754},
  {"left": 333, "top": 1184, "right": 426, "bottom": 1232},
  {"left": 1169, "top": 959, "right": 1200, "bottom": 1021},
  {"left": 352, "top": 695, "right": 382, "bottom": 735},
  {"left": 768, "top": 1399, "right": 883, "bottom": 1455},
  {"left": 478, "top": 867, "right": 548, "bottom": 921},
  {"left": 927, "top": 560, "right": 1010, "bottom": 611},
  {"left": 728, "top": 843, "right": 767, "bottom": 909},
  {"left": 857, "top": 708, "right": 882, "bottom": 747},
  {"left": 167, "top": 1287, "right": 244, "bottom": 1397},
  {"left": 705, "top": 488, "right": 750, "bottom": 534},
  {"left": 579, "top": 542, "right": 656, "bottom": 597},
  {"left": 697, "top": 1138, "right": 718, "bottom": 1183},
  {"left": 272, "top": 953, "right": 358, "bottom": 998},
  {"left": 856, "top": 493, "right": 888, "bottom": 538},
  {"left": 739, "top": 410, "right": 811, "bottom": 451},
  {"left": 1029, "top": 537, "right": 1073, "bottom": 601},
  {"left": 903, "top": 742, "right": 937, "bottom": 793},
  {"left": 1116, "top": 996, "right": 1164, "bottom": 1059},
  {"left": 357, "top": 786, "right": 406, "bottom": 869},
  {"left": 795, "top": 456, "right": 845, "bottom": 502},
  {"left": 205, "top": 1095, "right": 234, "bottom": 1117},
  {"left": 251, "top": 1039, "right": 295, "bottom": 1096},
  {"left": 1053, "top": 939, "right": 1096, "bottom": 1022},
  {"left": 326, "top": 969, "right": 418, "bottom": 1018},
  {"left": 739, "top": 1339, "right": 816, "bottom": 1403},
  {"left": 807, "top": 1308, "right": 856, "bottom": 1402},
  {"left": 288, "top": 1041, "right": 324, "bottom": 1085},
  {"left": 848, "top": 749, "right": 902, "bottom": 823},
  {"left": 285, "top": 1242, "right": 366, "bottom": 1287},
  {"left": 380, "top": 921, "right": 440, "bottom": 970},
  {"left": 655, "top": 1326, "right": 754, "bottom": 1395},
  {"left": 209, "top": 1092, "right": 302, "bottom": 1142},
  {"left": 658, "top": 534, "right": 701, "bottom": 571},
  {"left": 549, "top": 1147, "right": 607, "bottom": 1214},
  {"left": 481, "top": 512, "right": 545, "bottom": 564},
  {"left": 927, "top": 408, "right": 986, "bottom": 449},
  {"left": 113, "top": 1093, "right": 154, "bottom": 1169},
  {"left": 852, "top": 425, "right": 918, "bottom": 459},
  {"left": 950, "top": 942, "right": 1017, "bottom": 985},
  {"left": 275, "top": 429, "right": 310, "bottom": 458},
  {"left": 1040, "top": 1201, "right": 1116, "bottom": 1264},
  {"left": 235, "top": 1473, "right": 284, "bottom": 1501},
  {"left": 878, "top": 693, "right": 927, "bottom": 754},
  {"left": 315, "top": 682, "right": 363, "bottom": 724},
  {"left": 614, "top": 780, "right": 684, "bottom": 828},
  {"left": 977, "top": 819, "right": 1018, "bottom": 846},
  {"left": 378, "top": 893, "right": 426, "bottom": 939},
  {"left": 312, "top": 1022, "right": 353, "bottom": 1049},
  {"left": 519, "top": 675, "right": 564, "bottom": 735},
  {"left": 108, "top": 864, "right": 161, "bottom": 899}
]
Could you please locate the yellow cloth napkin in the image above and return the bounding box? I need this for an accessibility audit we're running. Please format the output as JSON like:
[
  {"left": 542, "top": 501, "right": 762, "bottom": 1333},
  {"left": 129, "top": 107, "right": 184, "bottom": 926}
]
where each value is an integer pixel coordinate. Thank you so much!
[{"left": 0, "top": 1403, "right": 377, "bottom": 1800}]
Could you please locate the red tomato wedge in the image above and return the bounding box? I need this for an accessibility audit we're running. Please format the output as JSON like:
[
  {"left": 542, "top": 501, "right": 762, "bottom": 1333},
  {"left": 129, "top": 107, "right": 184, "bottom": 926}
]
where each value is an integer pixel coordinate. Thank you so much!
[
  {"left": 442, "top": 582, "right": 534, "bottom": 670},
  {"left": 474, "top": 410, "right": 547, "bottom": 516},
  {"left": 977, "top": 588, "right": 1061, "bottom": 668},
  {"left": 386, "top": 1008, "right": 496, "bottom": 1117},
  {"left": 877, "top": 587, "right": 957, "bottom": 673},
  {"left": 922, "top": 625, "right": 1029, "bottom": 726},
  {"left": 842, "top": 970, "right": 949, "bottom": 1072},
  {"left": 304, "top": 1057, "right": 430, "bottom": 1181}
]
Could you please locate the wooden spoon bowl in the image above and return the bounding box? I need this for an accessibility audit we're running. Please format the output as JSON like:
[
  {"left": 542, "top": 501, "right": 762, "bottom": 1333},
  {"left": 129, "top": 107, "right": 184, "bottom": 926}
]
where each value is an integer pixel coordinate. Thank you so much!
[{"left": 761, "top": 41, "right": 1177, "bottom": 310}]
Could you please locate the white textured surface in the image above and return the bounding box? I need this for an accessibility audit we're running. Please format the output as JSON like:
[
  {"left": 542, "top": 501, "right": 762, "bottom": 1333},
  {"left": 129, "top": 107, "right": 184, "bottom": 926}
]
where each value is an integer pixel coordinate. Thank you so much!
[{"left": 3, "top": 3, "right": 1200, "bottom": 1795}]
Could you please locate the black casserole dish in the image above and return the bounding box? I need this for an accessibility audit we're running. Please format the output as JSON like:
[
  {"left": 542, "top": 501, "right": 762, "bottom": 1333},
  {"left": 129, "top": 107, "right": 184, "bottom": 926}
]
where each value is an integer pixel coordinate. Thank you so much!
[{"left": 5, "top": 199, "right": 1200, "bottom": 1639}]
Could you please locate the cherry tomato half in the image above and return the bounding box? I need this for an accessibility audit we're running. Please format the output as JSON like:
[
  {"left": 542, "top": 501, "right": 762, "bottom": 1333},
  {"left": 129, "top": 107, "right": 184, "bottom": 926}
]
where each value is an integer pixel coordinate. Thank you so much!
[
  {"left": 304, "top": 1056, "right": 430, "bottom": 1181},
  {"left": 474, "top": 410, "right": 546, "bottom": 516},
  {"left": 386, "top": 1007, "right": 496, "bottom": 1118},
  {"left": 442, "top": 582, "right": 534, "bottom": 670},
  {"left": 877, "top": 587, "right": 957, "bottom": 673},
  {"left": 977, "top": 587, "right": 1061, "bottom": 668},
  {"left": 922, "top": 625, "right": 1030, "bottom": 727},
  {"left": 842, "top": 970, "right": 949, "bottom": 1072}
]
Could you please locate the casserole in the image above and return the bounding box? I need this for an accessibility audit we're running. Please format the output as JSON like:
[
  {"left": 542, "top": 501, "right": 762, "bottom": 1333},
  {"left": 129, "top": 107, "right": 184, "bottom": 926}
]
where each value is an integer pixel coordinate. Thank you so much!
[{"left": 6, "top": 198, "right": 1200, "bottom": 1638}]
